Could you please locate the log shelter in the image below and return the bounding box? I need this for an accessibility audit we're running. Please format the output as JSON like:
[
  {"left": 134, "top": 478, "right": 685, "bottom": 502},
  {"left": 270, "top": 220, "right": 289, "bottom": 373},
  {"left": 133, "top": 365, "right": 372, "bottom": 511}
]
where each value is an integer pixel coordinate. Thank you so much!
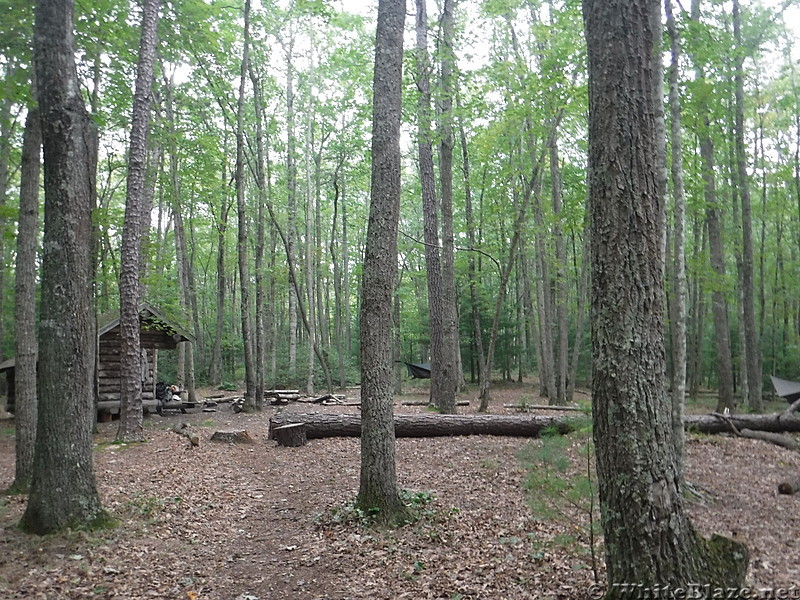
[{"left": 1, "top": 304, "right": 195, "bottom": 416}]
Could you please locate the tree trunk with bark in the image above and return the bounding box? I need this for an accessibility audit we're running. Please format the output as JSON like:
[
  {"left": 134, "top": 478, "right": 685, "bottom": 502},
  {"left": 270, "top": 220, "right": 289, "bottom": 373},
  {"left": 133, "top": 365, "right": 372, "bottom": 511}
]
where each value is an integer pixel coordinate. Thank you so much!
[
  {"left": 117, "top": 0, "right": 160, "bottom": 443},
  {"left": 356, "top": 0, "right": 409, "bottom": 525},
  {"left": 10, "top": 85, "right": 41, "bottom": 493},
  {"left": 235, "top": 0, "right": 257, "bottom": 411},
  {"left": 284, "top": 36, "right": 298, "bottom": 380},
  {"left": 583, "top": 0, "right": 748, "bottom": 591},
  {"left": 732, "top": 0, "right": 762, "bottom": 413},
  {"left": 415, "top": 0, "right": 456, "bottom": 414},
  {"left": 666, "top": 0, "right": 688, "bottom": 475},
  {"left": 21, "top": 0, "right": 108, "bottom": 534},
  {"left": 250, "top": 64, "right": 268, "bottom": 406},
  {"left": 270, "top": 412, "right": 580, "bottom": 439},
  {"left": 437, "top": 0, "right": 461, "bottom": 406},
  {"left": 690, "top": 0, "right": 735, "bottom": 413}
]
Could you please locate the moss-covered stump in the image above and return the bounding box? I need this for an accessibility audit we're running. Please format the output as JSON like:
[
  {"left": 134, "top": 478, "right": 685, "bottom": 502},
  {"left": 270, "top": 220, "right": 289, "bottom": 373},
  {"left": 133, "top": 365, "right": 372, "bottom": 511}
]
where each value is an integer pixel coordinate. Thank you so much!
[{"left": 697, "top": 533, "right": 749, "bottom": 589}]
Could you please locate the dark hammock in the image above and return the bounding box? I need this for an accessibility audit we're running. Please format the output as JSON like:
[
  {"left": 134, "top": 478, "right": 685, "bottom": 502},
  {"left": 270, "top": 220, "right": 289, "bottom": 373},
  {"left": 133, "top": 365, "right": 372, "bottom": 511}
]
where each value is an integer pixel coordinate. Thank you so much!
[
  {"left": 398, "top": 362, "right": 431, "bottom": 379},
  {"left": 770, "top": 375, "right": 800, "bottom": 403}
]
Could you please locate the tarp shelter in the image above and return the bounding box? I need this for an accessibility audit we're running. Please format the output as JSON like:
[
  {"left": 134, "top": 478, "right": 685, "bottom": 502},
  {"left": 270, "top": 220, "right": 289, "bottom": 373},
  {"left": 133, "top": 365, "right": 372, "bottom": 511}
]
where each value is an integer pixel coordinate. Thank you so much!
[
  {"left": 770, "top": 375, "right": 800, "bottom": 403},
  {"left": 1, "top": 304, "right": 194, "bottom": 415},
  {"left": 400, "top": 362, "right": 432, "bottom": 379}
]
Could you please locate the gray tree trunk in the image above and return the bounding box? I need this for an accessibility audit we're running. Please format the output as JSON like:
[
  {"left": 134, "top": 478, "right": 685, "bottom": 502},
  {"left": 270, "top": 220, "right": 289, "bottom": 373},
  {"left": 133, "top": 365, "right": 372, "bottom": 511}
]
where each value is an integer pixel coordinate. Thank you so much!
[
  {"left": 117, "top": 0, "right": 160, "bottom": 443},
  {"left": 357, "top": 0, "right": 409, "bottom": 524},
  {"left": 235, "top": 0, "right": 256, "bottom": 411},
  {"left": 457, "top": 107, "right": 487, "bottom": 396},
  {"left": 665, "top": 0, "right": 687, "bottom": 475},
  {"left": 284, "top": 37, "right": 298, "bottom": 379},
  {"left": 21, "top": 0, "right": 107, "bottom": 534},
  {"left": 584, "top": 0, "right": 747, "bottom": 590},
  {"left": 415, "top": 0, "right": 455, "bottom": 413},
  {"left": 690, "top": 0, "right": 735, "bottom": 413},
  {"left": 437, "top": 0, "right": 461, "bottom": 406},
  {"left": 732, "top": 0, "right": 762, "bottom": 412},
  {"left": 550, "top": 140, "right": 569, "bottom": 406},
  {"left": 250, "top": 64, "right": 269, "bottom": 406},
  {"left": 10, "top": 84, "right": 41, "bottom": 493}
]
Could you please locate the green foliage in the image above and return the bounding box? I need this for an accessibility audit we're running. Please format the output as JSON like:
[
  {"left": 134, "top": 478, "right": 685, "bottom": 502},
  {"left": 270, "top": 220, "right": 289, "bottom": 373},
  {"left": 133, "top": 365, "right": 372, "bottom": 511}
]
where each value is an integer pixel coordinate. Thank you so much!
[
  {"left": 122, "top": 493, "right": 183, "bottom": 522},
  {"left": 322, "top": 489, "right": 437, "bottom": 530},
  {"left": 517, "top": 427, "right": 601, "bottom": 581}
]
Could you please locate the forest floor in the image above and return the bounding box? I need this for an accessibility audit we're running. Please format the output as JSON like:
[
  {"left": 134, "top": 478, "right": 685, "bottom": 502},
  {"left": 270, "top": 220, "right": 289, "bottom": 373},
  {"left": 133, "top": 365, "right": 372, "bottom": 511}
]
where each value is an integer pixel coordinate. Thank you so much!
[{"left": 1, "top": 381, "right": 799, "bottom": 600}]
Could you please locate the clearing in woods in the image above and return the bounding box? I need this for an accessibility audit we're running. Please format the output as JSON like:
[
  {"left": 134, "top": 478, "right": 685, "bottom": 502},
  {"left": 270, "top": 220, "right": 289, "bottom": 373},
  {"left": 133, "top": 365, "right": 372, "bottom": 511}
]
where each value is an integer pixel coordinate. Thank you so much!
[{"left": 0, "top": 382, "right": 798, "bottom": 599}]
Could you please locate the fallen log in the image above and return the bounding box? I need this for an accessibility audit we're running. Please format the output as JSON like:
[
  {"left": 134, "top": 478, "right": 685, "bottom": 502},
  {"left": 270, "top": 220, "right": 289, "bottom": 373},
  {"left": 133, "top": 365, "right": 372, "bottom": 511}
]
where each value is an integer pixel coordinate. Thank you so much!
[
  {"left": 267, "top": 411, "right": 800, "bottom": 440},
  {"left": 684, "top": 413, "right": 800, "bottom": 435},
  {"left": 738, "top": 429, "right": 800, "bottom": 452},
  {"left": 268, "top": 412, "right": 582, "bottom": 439},
  {"left": 401, "top": 400, "right": 470, "bottom": 407},
  {"left": 504, "top": 404, "right": 586, "bottom": 412},
  {"left": 172, "top": 422, "right": 199, "bottom": 447}
]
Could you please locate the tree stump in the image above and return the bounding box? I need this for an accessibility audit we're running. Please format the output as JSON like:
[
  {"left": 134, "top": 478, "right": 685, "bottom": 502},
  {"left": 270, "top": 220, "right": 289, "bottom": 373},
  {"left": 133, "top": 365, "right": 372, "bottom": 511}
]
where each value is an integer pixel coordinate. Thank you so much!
[
  {"left": 210, "top": 429, "right": 255, "bottom": 444},
  {"left": 274, "top": 423, "right": 307, "bottom": 447}
]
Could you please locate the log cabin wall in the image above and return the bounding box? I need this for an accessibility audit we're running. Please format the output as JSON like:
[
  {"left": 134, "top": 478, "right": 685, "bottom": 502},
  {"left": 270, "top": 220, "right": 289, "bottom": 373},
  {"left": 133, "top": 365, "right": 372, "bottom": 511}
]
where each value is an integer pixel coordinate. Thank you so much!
[{"left": 97, "top": 329, "right": 157, "bottom": 403}]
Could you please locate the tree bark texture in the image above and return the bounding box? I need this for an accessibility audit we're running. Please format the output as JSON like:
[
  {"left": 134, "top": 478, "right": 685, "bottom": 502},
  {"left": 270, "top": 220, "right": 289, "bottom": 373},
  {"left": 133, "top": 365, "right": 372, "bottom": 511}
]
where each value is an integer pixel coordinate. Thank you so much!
[
  {"left": 21, "top": 0, "right": 107, "bottom": 534},
  {"left": 415, "top": 0, "right": 456, "bottom": 414},
  {"left": 117, "top": 0, "right": 161, "bottom": 443},
  {"left": 235, "top": 0, "right": 257, "bottom": 411},
  {"left": 270, "top": 410, "right": 800, "bottom": 439},
  {"left": 665, "top": 0, "right": 687, "bottom": 476},
  {"left": 584, "top": 0, "right": 747, "bottom": 591},
  {"left": 356, "top": 0, "right": 408, "bottom": 523},
  {"left": 11, "top": 91, "right": 41, "bottom": 492},
  {"left": 437, "top": 0, "right": 461, "bottom": 406},
  {"left": 732, "top": 0, "right": 762, "bottom": 413},
  {"left": 270, "top": 412, "right": 579, "bottom": 439},
  {"left": 690, "top": 0, "right": 735, "bottom": 413}
]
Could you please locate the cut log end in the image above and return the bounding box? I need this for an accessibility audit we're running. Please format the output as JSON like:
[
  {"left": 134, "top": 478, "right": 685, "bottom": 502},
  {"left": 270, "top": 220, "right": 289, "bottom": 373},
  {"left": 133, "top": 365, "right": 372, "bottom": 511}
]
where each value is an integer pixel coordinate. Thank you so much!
[
  {"left": 210, "top": 429, "right": 255, "bottom": 444},
  {"left": 274, "top": 423, "right": 307, "bottom": 447}
]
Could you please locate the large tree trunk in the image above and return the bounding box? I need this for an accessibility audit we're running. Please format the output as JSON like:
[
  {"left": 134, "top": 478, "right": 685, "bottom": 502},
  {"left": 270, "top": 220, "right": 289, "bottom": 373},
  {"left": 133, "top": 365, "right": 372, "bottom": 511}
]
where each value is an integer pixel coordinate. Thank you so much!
[
  {"left": 235, "top": 0, "right": 256, "bottom": 411},
  {"left": 117, "top": 0, "right": 160, "bottom": 443},
  {"left": 10, "top": 84, "right": 41, "bottom": 493},
  {"left": 250, "top": 64, "right": 269, "bottom": 406},
  {"left": 356, "top": 0, "right": 409, "bottom": 525},
  {"left": 269, "top": 410, "right": 800, "bottom": 439},
  {"left": 270, "top": 412, "right": 578, "bottom": 439},
  {"left": 21, "top": 0, "right": 108, "bottom": 534},
  {"left": 163, "top": 75, "right": 197, "bottom": 404},
  {"left": 415, "top": 0, "right": 456, "bottom": 414},
  {"left": 437, "top": 0, "right": 461, "bottom": 405},
  {"left": 732, "top": 0, "right": 762, "bottom": 413},
  {"left": 550, "top": 140, "right": 569, "bottom": 406},
  {"left": 209, "top": 184, "right": 230, "bottom": 385},
  {"left": 458, "top": 108, "right": 487, "bottom": 395},
  {"left": 331, "top": 155, "right": 347, "bottom": 389},
  {"left": 666, "top": 0, "right": 688, "bottom": 475},
  {"left": 284, "top": 37, "right": 298, "bottom": 380},
  {"left": 690, "top": 0, "right": 735, "bottom": 413},
  {"left": 304, "top": 42, "right": 316, "bottom": 397},
  {"left": 584, "top": 0, "right": 747, "bottom": 592}
]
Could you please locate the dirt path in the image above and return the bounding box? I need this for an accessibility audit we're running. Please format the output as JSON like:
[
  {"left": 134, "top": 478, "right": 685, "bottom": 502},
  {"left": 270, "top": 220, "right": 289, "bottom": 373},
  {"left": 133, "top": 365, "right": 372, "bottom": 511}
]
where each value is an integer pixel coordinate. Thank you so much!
[{"left": 1, "top": 385, "right": 798, "bottom": 599}]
